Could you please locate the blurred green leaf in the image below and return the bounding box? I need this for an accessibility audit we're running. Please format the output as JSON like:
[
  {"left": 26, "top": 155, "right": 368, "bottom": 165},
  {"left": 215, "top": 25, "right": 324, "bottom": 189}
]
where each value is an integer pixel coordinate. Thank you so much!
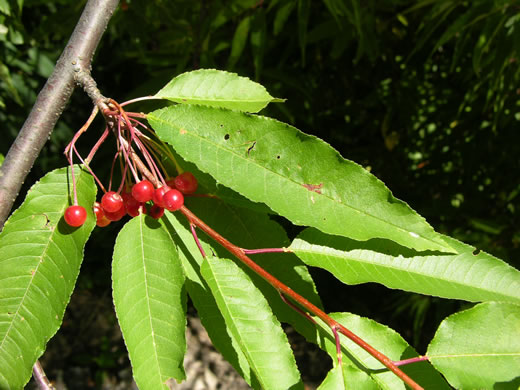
[{"left": 228, "top": 16, "right": 251, "bottom": 70}]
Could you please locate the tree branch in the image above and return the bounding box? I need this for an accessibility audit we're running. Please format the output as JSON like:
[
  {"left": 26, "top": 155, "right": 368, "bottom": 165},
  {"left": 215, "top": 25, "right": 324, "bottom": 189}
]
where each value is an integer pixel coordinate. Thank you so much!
[{"left": 0, "top": 0, "right": 120, "bottom": 230}]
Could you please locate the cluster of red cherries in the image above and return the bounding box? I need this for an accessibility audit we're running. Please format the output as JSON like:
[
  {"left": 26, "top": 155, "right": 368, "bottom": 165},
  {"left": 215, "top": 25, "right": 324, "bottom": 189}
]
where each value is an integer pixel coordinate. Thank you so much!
[{"left": 64, "top": 171, "right": 198, "bottom": 228}]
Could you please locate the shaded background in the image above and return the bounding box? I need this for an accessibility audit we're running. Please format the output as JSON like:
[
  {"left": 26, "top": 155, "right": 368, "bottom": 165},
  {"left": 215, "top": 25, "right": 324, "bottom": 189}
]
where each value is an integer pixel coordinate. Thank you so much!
[{"left": 1, "top": 0, "right": 519, "bottom": 387}]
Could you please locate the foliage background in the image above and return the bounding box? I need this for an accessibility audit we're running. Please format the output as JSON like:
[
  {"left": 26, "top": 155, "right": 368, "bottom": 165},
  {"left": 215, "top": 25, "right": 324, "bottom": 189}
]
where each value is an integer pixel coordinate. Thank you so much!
[{"left": 1, "top": 0, "right": 519, "bottom": 386}]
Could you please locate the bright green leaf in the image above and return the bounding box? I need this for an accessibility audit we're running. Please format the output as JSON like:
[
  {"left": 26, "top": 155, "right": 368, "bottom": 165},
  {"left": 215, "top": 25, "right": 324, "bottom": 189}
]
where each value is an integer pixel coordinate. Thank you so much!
[
  {"left": 0, "top": 166, "right": 96, "bottom": 388},
  {"left": 112, "top": 215, "right": 186, "bottom": 389},
  {"left": 201, "top": 255, "right": 303, "bottom": 390},
  {"left": 163, "top": 195, "right": 322, "bottom": 387},
  {"left": 316, "top": 312, "right": 450, "bottom": 389},
  {"left": 290, "top": 228, "right": 520, "bottom": 303},
  {"left": 162, "top": 211, "right": 261, "bottom": 389},
  {"left": 148, "top": 105, "right": 453, "bottom": 253},
  {"left": 317, "top": 364, "right": 378, "bottom": 390},
  {"left": 155, "top": 69, "right": 283, "bottom": 113},
  {"left": 427, "top": 302, "right": 520, "bottom": 389}
]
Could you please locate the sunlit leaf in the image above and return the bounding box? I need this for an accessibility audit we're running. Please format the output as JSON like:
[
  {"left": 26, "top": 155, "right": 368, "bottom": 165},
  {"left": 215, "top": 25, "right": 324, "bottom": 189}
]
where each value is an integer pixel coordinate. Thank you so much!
[
  {"left": 427, "top": 302, "right": 520, "bottom": 389},
  {"left": 155, "top": 69, "right": 282, "bottom": 113},
  {"left": 291, "top": 228, "right": 520, "bottom": 303},
  {"left": 315, "top": 312, "right": 449, "bottom": 389},
  {"left": 148, "top": 105, "right": 454, "bottom": 253},
  {"left": 0, "top": 166, "right": 96, "bottom": 388},
  {"left": 201, "top": 255, "right": 303, "bottom": 390},
  {"left": 112, "top": 215, "right": 186, "bottom": 389}
]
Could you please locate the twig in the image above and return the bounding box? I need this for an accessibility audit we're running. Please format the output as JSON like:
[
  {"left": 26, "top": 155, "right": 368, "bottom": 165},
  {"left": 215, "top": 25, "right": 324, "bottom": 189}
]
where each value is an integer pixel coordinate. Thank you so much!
[
  {"left": 0, "top": 0, "right": 119, "bottom": 230},
  {"left": 32, "top": 361, "right": 56, "bottom": 390},
  {"left": 179, "top": 205, "right": 424, "bottom": 390}
]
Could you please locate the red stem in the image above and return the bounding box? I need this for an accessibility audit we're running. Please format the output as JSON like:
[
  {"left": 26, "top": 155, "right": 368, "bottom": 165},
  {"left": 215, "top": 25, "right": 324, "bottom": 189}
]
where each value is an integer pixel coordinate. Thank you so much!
[{"left": 179, "top": 205, "right": 423, "bottom": 390}]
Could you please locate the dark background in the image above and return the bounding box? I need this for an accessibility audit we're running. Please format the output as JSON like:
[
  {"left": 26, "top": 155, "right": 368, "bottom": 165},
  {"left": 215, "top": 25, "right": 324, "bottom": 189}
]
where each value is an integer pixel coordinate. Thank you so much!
[{"left": 1, "top": 0, "right": 519, "bottom": 386}]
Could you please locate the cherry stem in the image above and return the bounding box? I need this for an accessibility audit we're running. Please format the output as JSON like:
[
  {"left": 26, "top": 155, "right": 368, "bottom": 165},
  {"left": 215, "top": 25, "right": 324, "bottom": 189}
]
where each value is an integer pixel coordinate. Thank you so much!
[
  {"left": 243, "top": 247, "right": 291, "bottom": 255},
  {"left": 190, "top": 223, "right": 207, "bottom": 258},
  {"left": 120, "top": 95, "right": 160, "bottom": 107},
  {"left": 85, "top": 126, "right": 109, "bottom": 163},
  {"left": 72, "top": 144, "right": 106, "bottom": 193},
  {"left": 178, "top": 205, "right": 424, "bottom": 390},
  {"left": 331, "top": 324, "right": 343, "bottom": 368},
  {"left": 393, "top": 355, "right": 430, "bottom": 367},
  {"left": 32, "top": 360, "right": 55, "bottom": 390},
  {"left": 279, "top": 292, "right": 316, "bottom": 324}
]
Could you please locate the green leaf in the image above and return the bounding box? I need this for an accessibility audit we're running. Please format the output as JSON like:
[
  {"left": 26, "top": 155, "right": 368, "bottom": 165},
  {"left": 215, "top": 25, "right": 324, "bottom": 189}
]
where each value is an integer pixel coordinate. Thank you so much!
[
  {"left": 228, "top": 16, "right": 251, "bottom": 70},
  {"left": 0, "top": 166, "right": 96, "bottom": 388},
  {"left": 201, "top": 255, "right": 303, "bottom": 390},
  {"left": 317, "top": 364, "right": 378, "bottom": 390},
  {"left": 162, "top": 196, "right": 322, "bottom": 387},
  {"left": 148, "top": 105, "right": 453, "bottom": 253},
  {"left": 0, "top": 0, "right": 10, "bottom": 16},
  {"left": 315, "top": 312, "right": 450, "bottom": 389},
  {"left": 273, "top": 1, "right": 296, "bottom": 36},
  {"left": 427, "top": 302, "right": 520, "bottom": 389},
  {"left": 162, "top": 211, "right": 261, "bottom": 388},
  {"left": 155, "top": 69, "right": 282, "bottom": 113},
  {"left": 112, "top": 215, "right": 186, "bottom": 389},
  {"left": 297, "top": 0, "right": 310, "bottom": 64},
  {"left": 290, "top": 228, "right": 520, "bottom": 303}
]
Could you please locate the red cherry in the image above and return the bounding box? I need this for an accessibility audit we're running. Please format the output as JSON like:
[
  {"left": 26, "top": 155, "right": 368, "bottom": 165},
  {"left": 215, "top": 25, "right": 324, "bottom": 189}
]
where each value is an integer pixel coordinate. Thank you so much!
[
  {"left": 152, "top": 186, "right": 170, "bottom": 208},
  {"left": 149, "top": 204, "right": 164, "bottom": 219},
  {"left": 174, "top": 172, "right": 198, "bottom": 194},
  {"left": 104, "top": 205, "right": 127, "bottom": 221},
  {"left": 166, "top": 178, "right": 176, "bottom": 188},
  {"left": 163, "top": 189, "right": 184, "bottom": 211},
  {"left": 93, "top": 202, "right": 110, "bottom": 227},
  {"left": 64, "top": 205, "right": 87, "bottom": 227},
  {"left": 101, "top": 191, "right": 123, "bottom": 213},
  {"left": 132, "top": 180, "right": 154, "bottom": 202},
  {"left": 122, "top": 192, "right": 143, "bottom": 217}
]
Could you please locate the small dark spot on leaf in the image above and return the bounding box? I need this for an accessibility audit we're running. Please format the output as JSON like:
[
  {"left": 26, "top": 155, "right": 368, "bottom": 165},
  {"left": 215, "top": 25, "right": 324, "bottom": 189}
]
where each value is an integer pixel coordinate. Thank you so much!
[
  {"left": 247, "top": 141, "right": 256, "bottom": 155},
  {"left": 224, "top": 134, "right": 230, "bottom": 140},
  {"left": 472, "top": 249, "right": 481, "bottom": 255},
  {"left": 220, "top": 124, "right": 224, "bottom": 127},
  {"left": 276, "top": 155, "right": 281, "bottom": 159},
  {"left": 303, "top": 183, "right": 323, "bottom": 194}
]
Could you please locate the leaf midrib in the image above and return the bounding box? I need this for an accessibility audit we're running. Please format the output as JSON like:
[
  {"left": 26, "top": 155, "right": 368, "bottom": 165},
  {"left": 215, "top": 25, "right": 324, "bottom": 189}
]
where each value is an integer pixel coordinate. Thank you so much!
[{"left": 137, "top": 215, "right": 163, "bottom": 384}]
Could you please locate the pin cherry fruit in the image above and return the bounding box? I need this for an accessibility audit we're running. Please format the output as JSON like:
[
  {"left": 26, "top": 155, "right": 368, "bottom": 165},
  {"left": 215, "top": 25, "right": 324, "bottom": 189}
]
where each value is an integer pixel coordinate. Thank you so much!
[
  {"left": 101, "top": 191, "right": 123, "bottom": 213},
  {"left": 174, "top": 172, "right": 198, "bottom": 194},
  {"left": 132, "top": 180, "right": 154, "bottom": 202},
  {"left": 152, "top": 186, "right": 169, "bottom": 208},
  {"left": 149, "top": 204, "right": 165, "bottom": 219},
  {"left": 163, "top": 189, "right": 184, "bottom": 211},
  {"left": 64, "top": 205, "right": 87, "bottom": 227},
  {"left": 93, "top": 202, "right": 111, "bottom": 227}
]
